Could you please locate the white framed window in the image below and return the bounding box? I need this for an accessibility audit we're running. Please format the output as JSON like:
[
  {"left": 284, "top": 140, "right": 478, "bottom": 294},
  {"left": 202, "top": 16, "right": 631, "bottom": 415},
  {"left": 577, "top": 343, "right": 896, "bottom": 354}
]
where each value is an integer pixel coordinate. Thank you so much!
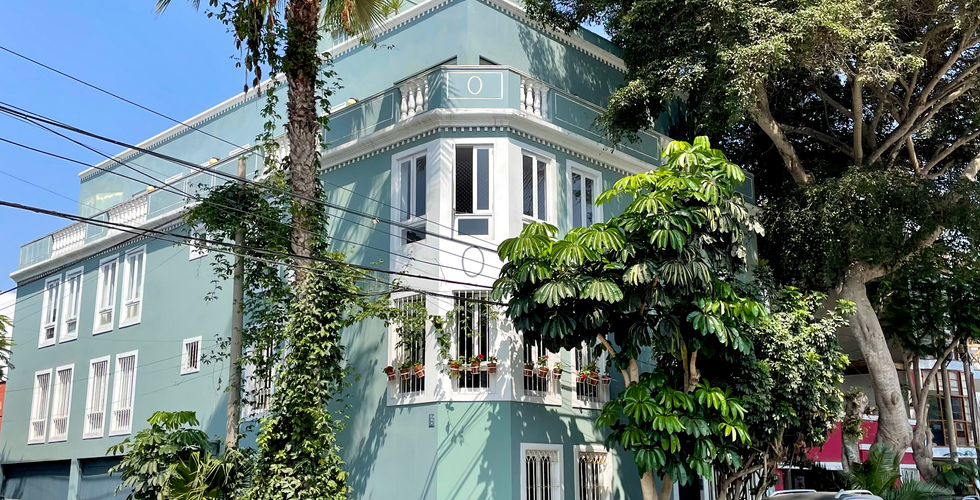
[
  {"left": 573, "top": 344, "right": 611, "bottom": 409},
  {"left": 569, "top": 165, "right": 602, "bottom": 228},
  {"left": 393, "top": 295, "right": 426, "bottom": 395},
  {"left": 453, "top": 291, "right": 494, "bottom": 392},
  {"left": 39, "top": 275, "right": 61, "bottom": 348},
  {"left": 181, "top": 337, "right": 202, "bottom": 375},
  {"left": 242, "top": 346, "right": 273, "bottom": 420},
  {"left": 120, "top": 247, "right": 146, "bottom": 327},
  {"left": 49, "top": 364, "right": 75, "bottom": 442},
  {"left": 189, "top": 226, "right": 209, "bottom": 260},
  {"left": 394, "top": 152, "right": 428, "bottom": 243},
  {"left": 83, "top": 356, "right": 110, "bottom": 439},
  {"left": 93, "top": 256, "right": 118, "bottom": 334},
  {"left": 60, "top": 267, "right": 84, "bottom": 343},
  {"left": 28, "top": 369, "right": 53, "bottom": 444},
  {"left": 574, "top": 445, "right": 611, "bottom": 500},
  {"left": 521, "top": 443, "right": 563, "bottom": 500},
  {"left": 523, "top": 339, "right": 552, "bottom": 398},
  {"left": 522, "top": 152, "right": 550, "bottom": 222},
  {"left": 454, "top": 145, "right": 493, "bottom": 236},
  {"left": 109, "top": 351, "right": 138, "bottom": 436}
]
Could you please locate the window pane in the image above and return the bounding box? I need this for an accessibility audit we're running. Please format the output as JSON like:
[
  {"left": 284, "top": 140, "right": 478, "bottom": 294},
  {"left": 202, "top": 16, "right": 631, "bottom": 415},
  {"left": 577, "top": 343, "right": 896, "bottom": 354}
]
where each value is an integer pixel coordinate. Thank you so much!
[
  {"left": 523, "top": 155, "right": 534, "bottom": 217},
  {"left": 132, "top": 253, "right": 143, "bottom": 301},
  {"left": 415, "top": 156, "right": 426, "bottom": 218},
  {"left": 455, "top": 146, "right": 473, "bottom": 214},
  {"left": 571, "top": 173, "right": 582, "bottom": 228},
  {"left": 536, "top": 160, "right": 546, "bottom": 220},
  {"left": 952, "top": 397, "right": 965, "bottom": 420},
  {"left": 458, "top": 219, "right": 489, "bottom": 235},
  {"left": 585, "top": 177, "right": 594, "bottom": 225},
  {"left": 477, "top": 148, "right": 490, "bottom": 211},
  {"left": 400, "top": 160, "right": 412, "bottom": 220}
]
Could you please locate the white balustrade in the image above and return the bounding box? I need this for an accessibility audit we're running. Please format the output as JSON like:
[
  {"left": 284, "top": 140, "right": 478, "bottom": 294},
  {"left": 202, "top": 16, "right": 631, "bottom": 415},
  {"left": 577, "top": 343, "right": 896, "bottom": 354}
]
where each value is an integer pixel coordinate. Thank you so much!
[
  {"left": 520, "top": 77, "right": 550, "bottom": 119},
  {"left": 51, "top": 223, "right": 86, "bottom": 257},
  {"left": 399, "top": 77, "right": 429, "bottom": 120},
  {"left": 106, "top": 194, "right": 149, "bottom": 228}
]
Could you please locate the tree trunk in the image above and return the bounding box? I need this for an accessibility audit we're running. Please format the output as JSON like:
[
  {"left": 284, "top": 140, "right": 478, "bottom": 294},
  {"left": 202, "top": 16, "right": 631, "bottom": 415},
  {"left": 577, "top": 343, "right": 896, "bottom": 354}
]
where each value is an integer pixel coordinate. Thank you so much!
[
  {"left": 284, "top": 0, "right": 323, "bottom": 290},
  {"left": 910, "top": 359, "right": 937, "bottom": 481},
  {"left": 225, "top": 157, "right": 246, "bottom": 450},
  {"left": 942, "top": 361, "right": 959, "bottom": 462},
  {"left": 839, "top": 264, "right": 913, "bottom": 453},
  {"left": 842, "top": 389, "right": 868, "bottom": 473},
  {"left": 640, "top": 471, "right": 657, "bottom": 500}
]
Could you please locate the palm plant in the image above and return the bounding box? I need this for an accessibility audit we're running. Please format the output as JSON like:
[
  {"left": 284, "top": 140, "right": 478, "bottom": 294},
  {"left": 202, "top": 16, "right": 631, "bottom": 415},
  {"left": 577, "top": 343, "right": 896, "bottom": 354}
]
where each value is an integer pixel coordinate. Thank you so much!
[{"left": 845, "top": 444, "right": 951, "bottom": 500}]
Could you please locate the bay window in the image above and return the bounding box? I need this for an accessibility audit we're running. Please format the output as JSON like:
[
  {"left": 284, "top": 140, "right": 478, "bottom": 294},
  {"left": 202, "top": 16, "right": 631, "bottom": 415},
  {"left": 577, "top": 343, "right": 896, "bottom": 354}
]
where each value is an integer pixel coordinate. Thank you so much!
[
  {"left": 454, "top": 290, "right": 493, "bottom": 391},
  {"left": 522, "top": 152, "right": 549, "bottom": 222},
  {"left": 455, "top": 145, "right": 492, "bottom": 236},
  {"left": 397, "top": 152, "right": 427, "bottom": 243}
]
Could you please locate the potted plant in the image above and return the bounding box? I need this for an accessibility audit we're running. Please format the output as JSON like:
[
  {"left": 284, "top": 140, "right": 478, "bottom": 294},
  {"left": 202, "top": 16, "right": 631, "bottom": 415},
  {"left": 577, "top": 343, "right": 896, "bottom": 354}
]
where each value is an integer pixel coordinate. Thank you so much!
[
  {"left": 486, "top": 356, "right": 498, "bottom": 374},
  {"left": 552, "top": 360, "right": 564, "bottom": 380},
  {"left": 413, "top": 361, "right": 426, "bottom": 378},
  {"left": 383, "top": 365, "right": 396, "bottom": 381},
  {"left": 524, "top": 362, "right": 535, "bottom": 377},
  {"left": 448, "top": 357, "right": 461, "bottom": 375},
  {"left": 536, "top": 354, "right": 550, "bottom": 378},
  {"left": 600, "top": 373, "right": 611, "bottom": 385},
  {"left": 398, "top": 362, "right": 412, "bottom": 380},
  {"left": 580, "top": 361, "right": 598, "bottom": 385},
  {"left": 470, "top": 354, "right": 485, "bottom": 374}
]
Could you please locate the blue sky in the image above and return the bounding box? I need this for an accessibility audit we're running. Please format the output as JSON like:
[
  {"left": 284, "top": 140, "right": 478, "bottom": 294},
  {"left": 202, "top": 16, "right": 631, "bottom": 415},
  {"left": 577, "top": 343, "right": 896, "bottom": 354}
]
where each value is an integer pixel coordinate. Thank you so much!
[{"left": 0, "top": 0, "right": 248, "bottom": 289}]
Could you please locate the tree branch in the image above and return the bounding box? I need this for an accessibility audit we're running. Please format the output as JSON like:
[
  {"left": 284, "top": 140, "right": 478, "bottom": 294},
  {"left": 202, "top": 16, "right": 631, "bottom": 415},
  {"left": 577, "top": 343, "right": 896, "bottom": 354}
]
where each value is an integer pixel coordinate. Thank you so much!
[
  {"left": 814, "top": 87, "right": 852, "bottom": 116},
  {"left": 753, "top": 82, "right": 813, "bottom": 185},
  {"left": 924, "top": 129, "right": 980, "bottom": 178},
  {"left": 783, "top": 126, "right": 855, "bottom": 156},
  {"left": 907, "top": 137, "right": 921, "bottom": 174},
  {"left": 869, "top": 83, "right": 972, "bottom": 166},
  {"left": 853, "top": 76, "right": 865, "bottom": 164}
]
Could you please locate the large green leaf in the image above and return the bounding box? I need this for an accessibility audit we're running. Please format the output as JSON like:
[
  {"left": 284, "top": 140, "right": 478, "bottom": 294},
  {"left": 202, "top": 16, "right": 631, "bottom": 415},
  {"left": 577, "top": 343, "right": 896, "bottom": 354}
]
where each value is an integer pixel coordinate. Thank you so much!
[{"left": 579, "top": 277, "right": 624, "bottom": 303}]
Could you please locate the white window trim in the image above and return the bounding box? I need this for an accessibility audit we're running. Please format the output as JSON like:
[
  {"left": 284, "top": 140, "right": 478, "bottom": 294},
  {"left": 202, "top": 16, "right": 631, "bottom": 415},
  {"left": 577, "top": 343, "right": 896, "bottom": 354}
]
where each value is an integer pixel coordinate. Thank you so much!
[
  {"left": 393, "top": 151, "right": 429, "bottom": 223},
  {"left": 572, "top": 345, "right": 611, "bottom": 410},
  {"left": 520, "top": 443, "right": 564, "bottom": 500},
  {"left": 453, "top": 141, "right": 495, "bottom": 239},
  {"left": 511, "top": 140, "right": 559, "bottom": 228},
  {"left": 109, "top": 350, "right": 139, "bottom": 436},
  {"left": 452, "top": 290, "right": 498, "bottom": 395},
  {"left": 573, "top": 444, "right": 613, "bottom": 500},
  {"left": 119, "top": 246, "right": 147, "bottom": 328},
  {"left": 388, "top": 294, "right": 429, "bottom": 402},
  {"left": 83, "top": 355, "right": 111, "bottom": 439},
  {"left": 520, "top": 150, "right": 555, "bottom": 224},
  {"left": 60, "top": 266, "right": 84, "bottom": 343},
  {"left": 49, "top": 363, "right": 75, "bottom": 443},
  {"left": 567, "top": 162, "right": 604, "bottom": 228},
  {"left": 520, "top": 341, "right": 561, "bottom": 406},
  {"left": 38, "top": 275, "right": 61, "bottom": 348},
  {"left": 181, "top": 336, "right": 203, "bottom": 375},
  {"left": 28, "top": 368, "right": 53, "bottom": 444},
  {"left": 189, "top": 225, "right": 209, "bottom": 261},
  {"left": 93, "top": 255, "right": 119, "bottom": 335}
]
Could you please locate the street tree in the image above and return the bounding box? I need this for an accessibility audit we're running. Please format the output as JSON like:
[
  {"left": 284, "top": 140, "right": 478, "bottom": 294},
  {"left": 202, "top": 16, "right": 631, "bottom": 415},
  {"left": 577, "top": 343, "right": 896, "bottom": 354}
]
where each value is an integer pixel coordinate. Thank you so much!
[
  {"left": 492, "top": 138, "right": 764, "bottom": 500},
  {"left": 519, "top": 0, "right": 980, "bottom": 458}
]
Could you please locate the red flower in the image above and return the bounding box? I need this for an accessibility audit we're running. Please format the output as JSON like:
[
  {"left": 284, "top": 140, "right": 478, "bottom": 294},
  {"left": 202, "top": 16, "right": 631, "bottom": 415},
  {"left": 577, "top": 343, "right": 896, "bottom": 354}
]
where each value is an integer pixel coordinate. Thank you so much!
[{"left": 477, "top": 354, "right": 485, "bottom": 360}]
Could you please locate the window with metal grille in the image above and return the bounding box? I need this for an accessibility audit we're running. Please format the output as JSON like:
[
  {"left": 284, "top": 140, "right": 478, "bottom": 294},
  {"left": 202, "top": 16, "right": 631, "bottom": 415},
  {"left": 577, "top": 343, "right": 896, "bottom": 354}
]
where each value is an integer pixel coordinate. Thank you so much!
[
  {"left": 574, "top": 345, "right": 610, "bottom": 407},
  {"left": 522, "top": 153, "right": 549, "bottom": 222},
  {"left": 454, "top": 291, "right": 493, "bottom": 390},
  {"left": 523, "top": 338, "right": 550, "bottom": 396},
  {"left": 121, "top": 248, "right": 146, "bottom": 326},
  {"left": 571, "top": 168, "right": 599, "bottom": 228},
  {"left": 28, "top": 369, "right": 52, "bottom": 444},
  {"left": 243, "top": 346, "right": 274, "bottom": 420},
  {"left": 94, "top": 257, "right": 117, "bottom": 334},
  {"left": 576, "top": 450, "right": 608, "bottom": 500},
  {"left": 395, "top": 295, "right": 425, "bottom": 394},
  {"left": 110, "top": 351, "right": 138, "bottom": 436},
  {"left": 49, "top": 365, "right": 74, "bottom": 442},
  {"left": 39, "top": 276, "right": 60, "bottom": 348},
  {"left": 61, "top": 268, "right": 83, "bottom": 342},
  {"left": 84, "top": 357, "right": 110, "bottom": 439},
  {"left": 181, "top": 337, "right": 202, "bottom": 375},
  {"left": 523, "top": 448, "right": 562, "bottom": 500},
  {"left": 455, "top": 145, "right": 492, "bottom": 236}
]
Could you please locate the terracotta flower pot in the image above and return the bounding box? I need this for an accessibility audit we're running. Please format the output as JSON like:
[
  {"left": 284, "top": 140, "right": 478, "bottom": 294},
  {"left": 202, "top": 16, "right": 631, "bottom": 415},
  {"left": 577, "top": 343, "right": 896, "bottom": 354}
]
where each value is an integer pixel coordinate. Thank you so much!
[
  {"left": 400, "top": 368, "right": 411, "bottom": 380},
  {"left": 537, "top": 366, "right": 550, "bottom": 378},
  {"left": 414, "top": 364, "right": 426, "bottom": 377},
  {"left": 587, "top": 373, "right": 600, "bottom": 386},
  {"left": 524, "top": 364, "right": 535, "bottom": 377},
  {"left": 600, "top": 374, "right": 611, "bottom": 385},
  {"left": 470, "top": 362, "right": 482, "bottom": 374},
  {"left": 386, "top": 372, "right": 396, "bottom": 381},
  {"left": 449, "top": 362, "right": 460, "bottom": 373},
  {"left": 552, "top": 368, "right": 562, "bottom": 380},
  {"left": 487, "top": 362, "right": 497, "bottom": 374}
]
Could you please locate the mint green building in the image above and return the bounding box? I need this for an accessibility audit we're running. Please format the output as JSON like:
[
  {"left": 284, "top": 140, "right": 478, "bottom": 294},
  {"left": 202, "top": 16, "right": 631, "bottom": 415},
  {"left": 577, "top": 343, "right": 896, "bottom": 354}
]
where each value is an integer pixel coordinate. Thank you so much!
[{"left": 0, "top": 1, "right": 753, "bottom": 499}]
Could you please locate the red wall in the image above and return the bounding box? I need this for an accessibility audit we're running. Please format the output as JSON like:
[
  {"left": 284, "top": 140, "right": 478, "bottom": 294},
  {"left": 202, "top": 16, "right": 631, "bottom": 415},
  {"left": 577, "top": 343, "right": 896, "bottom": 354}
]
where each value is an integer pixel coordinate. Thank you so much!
[{"left": 0, "top": 381, "right": 6, "bottom": 441}]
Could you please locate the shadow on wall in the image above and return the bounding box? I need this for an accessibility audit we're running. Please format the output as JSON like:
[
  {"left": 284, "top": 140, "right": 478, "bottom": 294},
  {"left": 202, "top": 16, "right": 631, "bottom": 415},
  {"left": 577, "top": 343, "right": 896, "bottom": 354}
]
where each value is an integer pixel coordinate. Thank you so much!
[
  {"left": 438, "top": 401, "right": 508, "bottom": 500},
  {"left": 517, "top": 24, "right": 613, "bottom": 109}
]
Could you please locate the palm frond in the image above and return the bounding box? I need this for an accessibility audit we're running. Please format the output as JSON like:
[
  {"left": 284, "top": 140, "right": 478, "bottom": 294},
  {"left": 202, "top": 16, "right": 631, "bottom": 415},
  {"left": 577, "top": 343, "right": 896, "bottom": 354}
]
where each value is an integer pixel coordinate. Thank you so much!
[{"left": 883, "top": 480, "right": 952, "bottom": 500}]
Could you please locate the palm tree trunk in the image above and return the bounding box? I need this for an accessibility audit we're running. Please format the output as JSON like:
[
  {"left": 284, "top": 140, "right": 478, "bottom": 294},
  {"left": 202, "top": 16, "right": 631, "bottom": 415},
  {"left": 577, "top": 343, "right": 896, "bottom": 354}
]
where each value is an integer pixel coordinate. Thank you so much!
[{"left": 284, "top": 0, "right": 323, "bottom": 290}]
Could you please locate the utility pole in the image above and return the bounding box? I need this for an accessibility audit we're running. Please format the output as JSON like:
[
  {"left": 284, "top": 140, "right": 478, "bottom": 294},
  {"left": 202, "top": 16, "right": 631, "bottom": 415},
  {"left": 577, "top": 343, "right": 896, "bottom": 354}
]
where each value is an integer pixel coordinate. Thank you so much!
[{"left": 226, "top": 157, "right": 246, "bottom": 450}]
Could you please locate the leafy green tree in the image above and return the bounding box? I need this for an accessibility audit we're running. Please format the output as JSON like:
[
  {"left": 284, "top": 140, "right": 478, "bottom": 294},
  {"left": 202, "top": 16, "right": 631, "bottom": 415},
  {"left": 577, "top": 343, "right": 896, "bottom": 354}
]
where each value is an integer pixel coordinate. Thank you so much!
[
  {"left": 493, "top": 138, "right": 764, "bottom": 500},
  {"left": 0, "top": 314, "right": 12, "bottom": 379},
  {"left": 108, "top": 411, "right": 216, "bottom": 500},
  {"left": 519, "top": 0, "right": 980, "bottom": 461},
  {"left": 717, "top": 287, "right": 852, "bottom": 500},
  {"left": 845, "top": 444, "right": 950, "bottom": 500}
]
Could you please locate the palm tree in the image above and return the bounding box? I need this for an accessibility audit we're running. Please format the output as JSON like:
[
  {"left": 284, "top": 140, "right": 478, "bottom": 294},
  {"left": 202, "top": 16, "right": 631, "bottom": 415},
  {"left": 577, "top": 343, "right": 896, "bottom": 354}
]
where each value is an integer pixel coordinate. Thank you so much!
[{"left": 845, "top": 444, "right": 951, "bottom": 500}]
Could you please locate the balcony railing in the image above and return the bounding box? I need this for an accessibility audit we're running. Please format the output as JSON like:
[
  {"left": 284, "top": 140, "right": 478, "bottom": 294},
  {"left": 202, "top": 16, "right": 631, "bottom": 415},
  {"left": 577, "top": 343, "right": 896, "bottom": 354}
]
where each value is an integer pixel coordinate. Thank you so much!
[{"left": 18, "top": 150, "right": 263, "bottom": 270}]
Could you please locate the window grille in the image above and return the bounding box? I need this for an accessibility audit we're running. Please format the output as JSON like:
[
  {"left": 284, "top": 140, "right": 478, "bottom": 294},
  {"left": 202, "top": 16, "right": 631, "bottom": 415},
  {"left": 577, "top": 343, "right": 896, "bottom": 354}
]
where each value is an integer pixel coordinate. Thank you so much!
[
  {"left": 84, "top": 358, "right": 110, "bottom": 439},
  {"left": 40, "top": 277, "right": 60, "bottom": 346},
  {"left": 122, "top": 249, "right": 145, "bottom": 324},
  {"left": 576, "top": 451, "right": 608, "bottom": 500},
  {"left": 525, "top": 449, "right": 561, "bottom": 500},
  {"left": 181, "top": 337, "right": 202, "bottom": 375},
  {"left": 28, "top": 370, "right": 52, "bottom": 444},
  {"left": 243, "top": 346, "right": 274, "bottom": 419},
  {"left": 49, "top": 365, "right": 74, "bottom": 442},
  {"left": 61, "top": 270, "right": 83, "bottom": 342},
  {"left": 395, "top": 295, "right": 425, "bottom": 395},
  {"left": 454, "top": 291, "right": 492, "bottom": 391},
  {"left": 95, "top": 258, "right": 117, "bottom": 333},
  {"left": 575, "top": 346, "right": 609, "bottom": 406},
  {"left": 110, "top": 352, "right": 138, "bottom": 435},
  {"left": 524, "top": 338, "right": 550, "bottom": 396}
]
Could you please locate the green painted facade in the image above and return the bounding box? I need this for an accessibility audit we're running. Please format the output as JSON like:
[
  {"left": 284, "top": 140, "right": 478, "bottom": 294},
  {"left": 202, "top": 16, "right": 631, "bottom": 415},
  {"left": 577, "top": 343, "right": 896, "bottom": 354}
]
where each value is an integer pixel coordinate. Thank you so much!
[{"left": 3, "top": 1, "right": 754, "bottom": 499}]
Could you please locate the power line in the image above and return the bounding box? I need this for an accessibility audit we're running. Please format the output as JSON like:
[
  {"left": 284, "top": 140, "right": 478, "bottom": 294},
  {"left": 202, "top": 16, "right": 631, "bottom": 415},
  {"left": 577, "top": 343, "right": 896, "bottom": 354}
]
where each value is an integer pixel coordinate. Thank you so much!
[
  {"left": 0, "top": 102, "right": 503, "bottom": 257},
  {"left": 0, "top": 43, "right": 504, "bottom": 253}
]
